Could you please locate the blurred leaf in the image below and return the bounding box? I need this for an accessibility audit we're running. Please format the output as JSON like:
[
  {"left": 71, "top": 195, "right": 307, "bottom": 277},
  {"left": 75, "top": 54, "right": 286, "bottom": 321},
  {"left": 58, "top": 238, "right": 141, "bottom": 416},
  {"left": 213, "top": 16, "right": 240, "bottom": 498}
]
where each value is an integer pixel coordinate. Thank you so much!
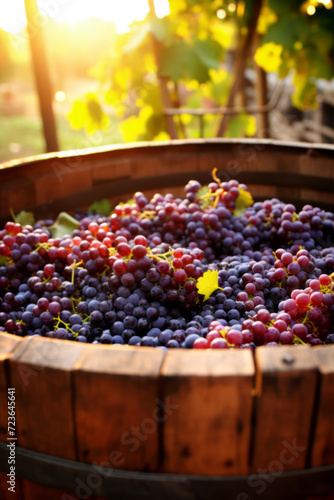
[
  {"left": 120, "top": 115, "right": 142, "bottom": 142},
  {"left": 257, "top": 6, "right": 278, "bottom": 35},
  {"left": 88, "top": 199, "right": 112, "bottom": 216},
  {"left": 160, "top": 40, "right": 194, "bottom": 81},
  {"left": 160, "top": 38, "right": 222, "bottom": 83},
  {"left": 123, "top": 22, "right": 151, "bottom": 53},
  {"left": 193, "top": 38, "right": 223, "bottom": 71},
  {"left": 292, "top": 74, "right": 317, "bottom": 110},
  {"left": 234, "top": 188, "right": 254, "bottom": 217},
  {"left": 262, "top": 12, "right": 309, "bottom": 49},
  {"left": 124, "top": 18, "right": 171, "bottom": 54},
  {"left": 153, "top": 131, "right": 170, "bottom": 141},
  {"left": 168, "top": 0, "right": 187, "bottom": 15},
  {"left": 0, "top": 255, "right": 10, "bottom": 265},
  {"left": 197, "top": 186, "right": 211, "bottom": 209},
  {"left": 254, "top": 42, "right": 283, "bottom": 72},
  {"left": 202, "top": 69, "right": 231, "bottom": 105},
  {"left": 13, "top": 210, "right": 35, "bottom": 227},
  {"left": 211, "top": 19, "right": 236, "bottom": 49},
  {"left": 49, "top": 212, "right": 79, "bottom": 239},
  {"left": 226, "top": 113, "right": 256, "bottom": 138},
  {"left": 68, "top": 93, "right": 110, "bottom": 134}
]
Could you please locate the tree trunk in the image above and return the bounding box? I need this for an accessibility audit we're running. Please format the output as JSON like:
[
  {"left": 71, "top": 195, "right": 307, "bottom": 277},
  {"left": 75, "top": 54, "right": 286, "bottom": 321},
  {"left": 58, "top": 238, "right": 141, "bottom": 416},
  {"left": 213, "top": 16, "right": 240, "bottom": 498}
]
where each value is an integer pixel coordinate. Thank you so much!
[
  {"left": 24, "top": 0, "right": 59, "bottom": 152},
  {"left": 216, "top": 0, "right": 263, "bottom": 137}
]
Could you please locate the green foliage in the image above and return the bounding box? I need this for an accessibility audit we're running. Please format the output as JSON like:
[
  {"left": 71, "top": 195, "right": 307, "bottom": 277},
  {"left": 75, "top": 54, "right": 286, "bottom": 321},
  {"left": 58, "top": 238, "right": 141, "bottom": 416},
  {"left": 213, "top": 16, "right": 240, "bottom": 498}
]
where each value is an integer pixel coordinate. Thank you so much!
[
  {"left": 49, "top": 212, "right": 79, "bottom": 239},
  {"left": 67, "top": 0, "right": 233, "bottom": 141},
  {"left": 13, "top": 210, "right": 35, "bottom": 227},
  {"left": 256, "top": 1, "right": 334, "bottom": 110},
  {"left": 67, "top": 0, "right": 334, "bottom": 141},
  {"left": 68, "top": 93, "right": 110, "bottom": 134},
  {"left": 88, "top": 199, "right": 112, "bottom": 216}
]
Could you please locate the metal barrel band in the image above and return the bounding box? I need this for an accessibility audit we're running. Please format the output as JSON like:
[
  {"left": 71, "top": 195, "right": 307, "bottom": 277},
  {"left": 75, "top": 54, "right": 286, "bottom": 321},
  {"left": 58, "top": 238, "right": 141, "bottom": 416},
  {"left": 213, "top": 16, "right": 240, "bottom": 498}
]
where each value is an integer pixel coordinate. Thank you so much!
[{"left": 0, "top": 442, "right": 334, "bottom": 500}]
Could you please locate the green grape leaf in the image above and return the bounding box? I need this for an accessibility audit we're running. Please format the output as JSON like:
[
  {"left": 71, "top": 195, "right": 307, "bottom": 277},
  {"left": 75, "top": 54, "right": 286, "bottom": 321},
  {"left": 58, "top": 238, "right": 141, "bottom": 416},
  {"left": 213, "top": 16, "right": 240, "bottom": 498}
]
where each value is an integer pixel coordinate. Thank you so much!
[
  {"left": 159, "top": 40, "right": 193, "bottom": 81},
  {"left": 197, "top": 186, "right": 211, "bottom": 209},
  {"left": 192, "top": 38, "right": 223, "bottom": 71},
  {"left": 292, "top": 74, "right": 317, "bottom": 110},
  {"left": 88, "top": 199, "right": 112, "bottom": 216},
  {"left": 124, "top": 18, "right": 171, "bottom": 54},
  {"left": 234, "top": 188, "right": 254, "bottom": 217},
  {"left": 202, "top": 69, "right": 231, "bottom": 106},
  {"left": 226, "top": 113, "right": 256, "bottom": 138},
  {"left": 13, "top": 210, "right": 35, "bottom": 227},
  {"left": 68, "top": 94, "right": 110, "bottom": 134},
  {"left": 160, "top": 39, "right": 218, "bottom": 83},
  {"left": 0, "top": 255, "right": 10, "bottom": 266},
  {"left": 49, "top": 212, "right": 79, "bottom": 239}
]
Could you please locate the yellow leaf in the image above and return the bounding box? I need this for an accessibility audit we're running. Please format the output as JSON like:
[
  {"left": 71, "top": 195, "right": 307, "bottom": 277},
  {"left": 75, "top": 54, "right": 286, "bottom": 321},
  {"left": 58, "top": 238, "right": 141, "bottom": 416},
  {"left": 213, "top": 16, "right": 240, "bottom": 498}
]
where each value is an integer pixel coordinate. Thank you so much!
[
  {"left": 254, "top": 42, "right": 283, "bottom": 73},
  {"left": 196, "top": 270, "right": 223, "bottom": 301},
  {"left": 233, "top": 188, "right": 253, "bottom": 217},
  {"left": 153, "top": 131, "right": 170, "bottom": 141},
  {"left": 257, "top": 7, "right": 278, "bottom": 35}
]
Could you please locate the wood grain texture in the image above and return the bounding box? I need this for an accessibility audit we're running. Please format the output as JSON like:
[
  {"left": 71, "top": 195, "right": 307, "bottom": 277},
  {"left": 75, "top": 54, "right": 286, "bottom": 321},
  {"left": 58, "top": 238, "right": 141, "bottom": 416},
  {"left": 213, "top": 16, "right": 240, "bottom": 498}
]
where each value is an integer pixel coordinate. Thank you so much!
[
  {"left": 21, "top": 480, "right": 81, "bottom": 500},
  {"left": 161, "top": 349, "right": 255, "bottom": 475},
  {"left": 311, "top": 345, "right": 334, "bottom": 467},
  {"left": 74, "top": 345, "right": 165, "bottom": 472},
  {"left": 9, "top": 336, "right": 85, "bottom": 457},
  {"left": 1, "top": 140, "right": 334, "bottom": 223},
  {"left": 0, "top": 333, "right": 23, "bottom": 500},
  {"left": 8, "top": 336, "right": 86, "bottom": 500},
  {"left": 252, "top": 345, "right": 317, "bottom": 471}
]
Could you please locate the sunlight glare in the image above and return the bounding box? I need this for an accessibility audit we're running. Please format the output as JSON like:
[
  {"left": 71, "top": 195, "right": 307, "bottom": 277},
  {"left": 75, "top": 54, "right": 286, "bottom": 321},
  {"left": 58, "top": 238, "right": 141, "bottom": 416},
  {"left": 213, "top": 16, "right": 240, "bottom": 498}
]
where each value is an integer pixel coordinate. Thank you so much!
[
  {"left": 306, "top": 4, "right": 316, "bottom": 14},
  {"left": 55, "top": 91, "right": 66, "bottom": 102},
  {"left": 0, "top": 0, "right": 170, "bottom": 35},
  {"left": 37, "top": 0, "right": 91, "bottom": 23},
  {"left": 94, "top": 0, "right": 170, "bottom": 34},
  {"left": 0, "top": 0, "right": 26, "bottom": 34},
  {"left": 217, "top": 9, "right": 227, "bottom": 19}
]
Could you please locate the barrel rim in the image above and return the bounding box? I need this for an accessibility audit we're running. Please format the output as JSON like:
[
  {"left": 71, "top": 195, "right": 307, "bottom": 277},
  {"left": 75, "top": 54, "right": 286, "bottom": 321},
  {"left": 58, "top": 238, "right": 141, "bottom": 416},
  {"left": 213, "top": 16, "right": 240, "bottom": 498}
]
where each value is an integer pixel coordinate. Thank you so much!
[{"left": 1, "top": 138, "right": 334, "bottom": 171}]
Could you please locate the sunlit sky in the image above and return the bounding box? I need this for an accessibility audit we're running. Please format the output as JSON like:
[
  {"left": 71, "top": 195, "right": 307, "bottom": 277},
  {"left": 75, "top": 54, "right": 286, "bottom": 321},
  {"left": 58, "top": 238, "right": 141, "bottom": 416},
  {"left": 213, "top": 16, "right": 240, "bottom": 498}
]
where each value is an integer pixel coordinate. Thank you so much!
[{"left": 0, "top": 0, "right": 170, "bottom": 35}]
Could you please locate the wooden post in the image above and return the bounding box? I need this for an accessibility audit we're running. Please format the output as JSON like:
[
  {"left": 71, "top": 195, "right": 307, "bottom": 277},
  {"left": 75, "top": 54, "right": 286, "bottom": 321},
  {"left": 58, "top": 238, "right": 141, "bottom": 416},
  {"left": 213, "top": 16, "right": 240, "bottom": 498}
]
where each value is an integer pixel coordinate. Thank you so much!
[
  {"left": 147, "top": 0, "right": 178, "bottom": 139},
  {"left": 254, "top": 32, "right": 270, "bottom": 139},
  {"left": 24, "top": 0, "right": 59, "bottom": 152},
  {"left": 216, "top": 0, "right": 263, "bottom": 137},
  {"left": 254, "top": 64, "right": 270, "bottom": 138}
]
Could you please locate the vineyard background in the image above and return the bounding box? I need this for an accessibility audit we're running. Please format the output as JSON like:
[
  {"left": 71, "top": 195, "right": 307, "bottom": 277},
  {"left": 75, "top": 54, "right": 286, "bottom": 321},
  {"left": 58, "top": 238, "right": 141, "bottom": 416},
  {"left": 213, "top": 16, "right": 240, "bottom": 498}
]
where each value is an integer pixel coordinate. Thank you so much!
[{"left": 0, "top": 0, "right": 333, "bottom": 162}]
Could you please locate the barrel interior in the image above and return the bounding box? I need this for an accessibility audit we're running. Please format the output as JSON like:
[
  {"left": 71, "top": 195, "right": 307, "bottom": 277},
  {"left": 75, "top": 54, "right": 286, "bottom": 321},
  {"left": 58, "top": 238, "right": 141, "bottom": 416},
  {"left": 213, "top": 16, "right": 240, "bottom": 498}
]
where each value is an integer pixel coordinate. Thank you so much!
[
  {"left": 1, "top": 139, "right": 334, "bottom": 226},
  {"left": 0, "top": 139, "right": 334, "bottom": 499}
]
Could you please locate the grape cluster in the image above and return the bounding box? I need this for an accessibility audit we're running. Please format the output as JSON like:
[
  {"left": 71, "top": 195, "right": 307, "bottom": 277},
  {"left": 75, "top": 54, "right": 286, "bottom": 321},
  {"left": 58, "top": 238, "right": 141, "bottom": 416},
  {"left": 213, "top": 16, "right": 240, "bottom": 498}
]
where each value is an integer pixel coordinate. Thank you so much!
[{"left": 1, "top": 173, "right": 334, "bottom": 349}]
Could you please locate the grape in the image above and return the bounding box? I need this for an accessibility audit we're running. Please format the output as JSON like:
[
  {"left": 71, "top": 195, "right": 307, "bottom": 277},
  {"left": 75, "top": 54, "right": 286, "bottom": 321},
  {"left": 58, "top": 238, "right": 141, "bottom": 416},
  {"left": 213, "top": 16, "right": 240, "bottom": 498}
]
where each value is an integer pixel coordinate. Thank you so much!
[
  {"left": 193, "top": 338, "right": 209, "bottom": 349},
  {"left": 292, "top": 323, "right": 308, "bottom": 341},
  {"left": 1, "top": 173, "right": 334, "bottom": 349},
  {"left": 226, "top": 330, "right": 242, "bottom": 346},
  {"left": 295, "top": 294, "right": 310, "bottom": 308},
  {"left": 210, "top": 338, "right": 228, "bottom": 348},
  {"left": 185, "top": 334, "right": 200, "bottom": 348}
]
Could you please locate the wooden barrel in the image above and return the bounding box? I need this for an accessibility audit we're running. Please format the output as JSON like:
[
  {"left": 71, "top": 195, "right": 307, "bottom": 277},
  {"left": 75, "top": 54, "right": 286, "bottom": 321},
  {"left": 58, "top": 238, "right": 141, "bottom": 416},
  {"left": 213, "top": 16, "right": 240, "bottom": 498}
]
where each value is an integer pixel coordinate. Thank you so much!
[
  {"left": 0, "top": 139, "right": 334, "bottom": 499},
  {"left": 0, "top": 138, "right": 334, "bottom": 225}
]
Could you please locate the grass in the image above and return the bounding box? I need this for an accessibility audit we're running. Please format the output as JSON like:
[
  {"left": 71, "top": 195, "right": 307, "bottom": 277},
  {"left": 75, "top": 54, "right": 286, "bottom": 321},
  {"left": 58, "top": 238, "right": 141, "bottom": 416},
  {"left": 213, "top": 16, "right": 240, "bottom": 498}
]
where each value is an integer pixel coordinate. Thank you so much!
[
  {"left": 0, "top": 113, "right": 124, "bottom": 163},
  {"left": 0, "top": 80, "right": 124, "bottom": 163}
]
